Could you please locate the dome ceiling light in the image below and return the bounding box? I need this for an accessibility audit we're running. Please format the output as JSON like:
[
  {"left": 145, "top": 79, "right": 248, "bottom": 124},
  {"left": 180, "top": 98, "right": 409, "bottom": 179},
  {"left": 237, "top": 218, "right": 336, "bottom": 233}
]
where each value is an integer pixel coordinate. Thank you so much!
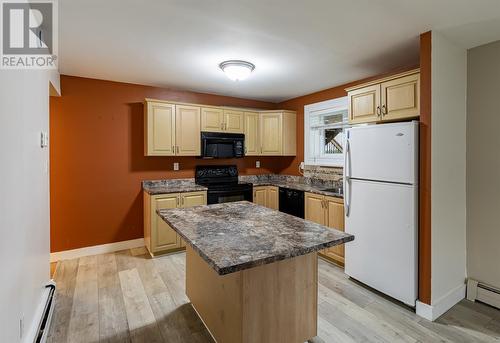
[{"left": 219, "top": 60, "right": 255, "bottom": 81}]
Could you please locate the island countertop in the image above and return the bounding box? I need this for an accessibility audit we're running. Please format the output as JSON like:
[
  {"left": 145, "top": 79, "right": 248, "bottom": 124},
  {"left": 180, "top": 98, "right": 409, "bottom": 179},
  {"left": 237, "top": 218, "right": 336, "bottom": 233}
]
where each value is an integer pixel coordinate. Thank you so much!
[{"left": 157, "top": 201, "right": 354, "bottom": 275}]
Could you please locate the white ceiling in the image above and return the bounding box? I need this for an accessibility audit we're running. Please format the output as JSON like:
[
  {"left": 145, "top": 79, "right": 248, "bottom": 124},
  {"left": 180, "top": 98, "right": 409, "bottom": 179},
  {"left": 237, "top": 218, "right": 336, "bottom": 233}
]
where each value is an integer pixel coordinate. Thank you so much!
[{"left": 59, "top": 0, "right": 500, "bottom": 102}]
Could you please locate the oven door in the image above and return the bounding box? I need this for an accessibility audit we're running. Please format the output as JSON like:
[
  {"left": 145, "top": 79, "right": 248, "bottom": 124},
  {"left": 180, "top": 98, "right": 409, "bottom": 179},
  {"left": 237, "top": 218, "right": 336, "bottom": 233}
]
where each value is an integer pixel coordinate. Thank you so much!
[{"left": 207, "top": 188, "right": 253, "bottom": 204}]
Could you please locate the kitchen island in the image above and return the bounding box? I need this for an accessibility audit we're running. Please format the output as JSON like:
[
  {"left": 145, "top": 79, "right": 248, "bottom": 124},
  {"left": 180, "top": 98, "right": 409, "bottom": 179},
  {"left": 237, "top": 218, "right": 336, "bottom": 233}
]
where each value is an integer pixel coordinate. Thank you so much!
[{"left": 157, "top": 201, "right": 354, "bottom": 343}]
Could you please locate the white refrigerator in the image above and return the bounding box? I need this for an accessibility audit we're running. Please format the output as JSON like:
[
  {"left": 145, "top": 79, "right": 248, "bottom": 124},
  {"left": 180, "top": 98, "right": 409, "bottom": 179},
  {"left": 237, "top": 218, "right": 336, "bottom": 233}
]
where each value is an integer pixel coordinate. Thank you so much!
[{"left": 344, "top": 121, "right": 418, "bottom": 306}]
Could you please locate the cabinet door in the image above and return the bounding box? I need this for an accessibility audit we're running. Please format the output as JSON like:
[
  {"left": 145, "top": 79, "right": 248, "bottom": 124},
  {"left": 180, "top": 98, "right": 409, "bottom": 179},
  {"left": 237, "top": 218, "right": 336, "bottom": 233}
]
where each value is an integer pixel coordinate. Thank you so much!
[
  {"left": 152, "top": 194, "right": 180, "bottom": 252},
  {"left": 224, "top": 110, "right": 244, "bottom": 133},
  {"left": 181, "top": 191, "right": 207, "bottom": 208},
  {"left": 348, "top": 84, "right": 381, "bottom": 124},
  {"left": 266, "top": 186, "right": 279, "bottom": 210},
  {"left": 201, "top": 107, "right": 224, "bottom": 132},
  {"left": 253, "top": 186, "right": 267, "bottom": 207},
  {"left": 180, "top": 191, "right": 207, "bottom": 246},
  {"left": 145, "top": 102, "right": 175, "bottom": 156},
  {"left": 260, "top": 112, "right": 282, "bottom": 155},
  {"left": 244, "top": 112, "right": 259, "bottom": 155},
  {"left": 176, "top": 105, "right": 201, "bottom": 156},
  {"left": 381, "top": 73, "right": 420, "bottom": 121},
  {"left": 304, "top": 193, "right": 325, "bottom": 225},
  {"left": 322, "top": 197, "right": 345, "bottom": 264}
]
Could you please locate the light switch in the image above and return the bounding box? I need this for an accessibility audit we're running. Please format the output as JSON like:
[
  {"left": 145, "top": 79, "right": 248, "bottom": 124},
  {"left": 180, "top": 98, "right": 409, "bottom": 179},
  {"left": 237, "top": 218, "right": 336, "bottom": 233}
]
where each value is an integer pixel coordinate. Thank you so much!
[
  {"left": 40, "top": 132, "right": 49, "bottom": 148},
  {"left": 256, "top": 161, "right": 260, "bottom": 168},
  {"left": 173, "top": 162, "right": 179, "bottom": 171}
]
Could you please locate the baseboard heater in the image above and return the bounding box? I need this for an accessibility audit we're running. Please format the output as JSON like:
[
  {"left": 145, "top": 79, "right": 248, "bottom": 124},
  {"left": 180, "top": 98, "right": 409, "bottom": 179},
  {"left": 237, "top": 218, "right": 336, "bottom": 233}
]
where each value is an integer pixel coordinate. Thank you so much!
[
  {"left": 467, "top": 278, "right": 500, "bottom": 310},
  {"left": 34, "top": 282, "right": 57, "bottom": 343}
]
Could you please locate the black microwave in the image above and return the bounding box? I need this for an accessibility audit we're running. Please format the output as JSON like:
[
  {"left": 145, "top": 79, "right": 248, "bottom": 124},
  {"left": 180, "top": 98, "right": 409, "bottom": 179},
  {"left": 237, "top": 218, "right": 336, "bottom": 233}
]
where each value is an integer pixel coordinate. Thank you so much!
[{"left": 201, "top": 132, "right": 245, "bottom": 158}]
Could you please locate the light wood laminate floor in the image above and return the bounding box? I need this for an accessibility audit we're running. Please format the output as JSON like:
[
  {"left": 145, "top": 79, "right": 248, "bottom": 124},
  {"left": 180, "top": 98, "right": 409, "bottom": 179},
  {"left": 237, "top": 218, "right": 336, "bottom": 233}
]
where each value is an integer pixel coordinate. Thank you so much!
[{"left": 47, "top": 248, "right": 500, "bottom": 343}]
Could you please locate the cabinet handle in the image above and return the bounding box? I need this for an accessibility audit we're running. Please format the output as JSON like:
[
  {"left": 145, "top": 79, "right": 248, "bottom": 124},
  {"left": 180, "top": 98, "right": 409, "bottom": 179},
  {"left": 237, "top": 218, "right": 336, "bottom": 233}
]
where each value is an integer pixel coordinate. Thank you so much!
[
  {"left": 172, "top": 146, "right": 175, "bottom": 153},
  {"left": 221, "top": 122, "right": 224, "bottom": 130},
  {"left": 181, "top": 197, "right": 184, "bottom": 206},
  {"left": 382, "top": 104, "right": 387, "bottom": 115},
  {"left": 376, "top": 106, "right": 381, "bottom": 117},
  {"left": 176, "top": 196, "right": 180, "bottom": 206}
]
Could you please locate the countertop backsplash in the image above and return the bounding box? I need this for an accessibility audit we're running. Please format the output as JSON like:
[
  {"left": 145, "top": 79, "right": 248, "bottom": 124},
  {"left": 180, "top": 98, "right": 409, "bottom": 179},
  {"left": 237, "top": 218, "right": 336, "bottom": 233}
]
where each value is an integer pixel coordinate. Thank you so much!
[{"left": 303, "top": 165, "right": 343, "bottom": 184}]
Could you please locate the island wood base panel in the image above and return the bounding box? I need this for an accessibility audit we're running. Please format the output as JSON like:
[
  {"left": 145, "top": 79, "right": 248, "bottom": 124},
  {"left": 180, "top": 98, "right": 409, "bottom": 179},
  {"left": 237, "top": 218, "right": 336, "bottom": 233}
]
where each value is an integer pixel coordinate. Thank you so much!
[{"left": 185, "top": 246, "right": 318, "bottom": 343}]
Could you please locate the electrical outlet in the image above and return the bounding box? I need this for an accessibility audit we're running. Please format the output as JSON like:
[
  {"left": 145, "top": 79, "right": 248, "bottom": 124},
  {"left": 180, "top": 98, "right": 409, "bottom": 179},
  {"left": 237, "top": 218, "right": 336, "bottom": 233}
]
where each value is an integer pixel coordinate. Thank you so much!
[
  {"left": 256, "top": 161, "right": 260, "bottom": 168},
  {"left": 173, "top": 162, "right": 179, "bottom": 171}
]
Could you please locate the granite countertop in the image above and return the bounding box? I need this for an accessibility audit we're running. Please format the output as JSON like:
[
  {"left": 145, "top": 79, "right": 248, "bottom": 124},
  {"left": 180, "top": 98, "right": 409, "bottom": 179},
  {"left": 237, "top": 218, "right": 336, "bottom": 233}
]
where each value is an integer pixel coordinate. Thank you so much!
[
  {"left": 249, "top": 181, "right": 343, "bottom": 198},
  {"left": 157, "top": 201, "right": 354, "bottom": 275},
  {"left": 143, "top": 175, "right": 343, "bottom": 199},
  {"left": 142, "top": 179, "right": 207, "bottom": 195}
]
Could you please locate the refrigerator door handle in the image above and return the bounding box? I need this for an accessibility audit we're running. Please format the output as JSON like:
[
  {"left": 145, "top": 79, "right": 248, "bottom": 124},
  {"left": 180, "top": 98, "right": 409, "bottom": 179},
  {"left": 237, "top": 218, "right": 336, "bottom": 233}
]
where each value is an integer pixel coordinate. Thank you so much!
[{"left": 344, "top": 137, "right": 351, "bottom": 217}]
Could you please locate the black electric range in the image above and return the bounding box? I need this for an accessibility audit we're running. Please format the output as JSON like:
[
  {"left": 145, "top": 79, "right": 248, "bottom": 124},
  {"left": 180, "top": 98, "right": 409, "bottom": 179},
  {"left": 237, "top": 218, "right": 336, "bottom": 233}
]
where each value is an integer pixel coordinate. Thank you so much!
[{"left": 195, "top": 165, "right": 253, "bottom": 205}]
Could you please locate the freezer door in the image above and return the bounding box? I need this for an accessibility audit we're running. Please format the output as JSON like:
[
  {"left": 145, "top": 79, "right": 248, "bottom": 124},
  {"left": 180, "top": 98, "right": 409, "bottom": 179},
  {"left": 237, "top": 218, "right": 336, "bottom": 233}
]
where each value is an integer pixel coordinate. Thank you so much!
[
  {"left": 344, "top": 179, "right": 417, "bottom": 306},
  {"left": 345, "top": 121, "right": 418, "bottom": 184}
]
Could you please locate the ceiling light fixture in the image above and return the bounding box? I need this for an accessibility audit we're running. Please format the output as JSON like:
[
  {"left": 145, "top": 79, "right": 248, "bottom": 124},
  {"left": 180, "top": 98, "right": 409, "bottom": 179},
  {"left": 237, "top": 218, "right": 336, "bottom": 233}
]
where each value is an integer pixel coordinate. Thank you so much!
[{"left": 219, "top": 60, "right": 255, "bottom": 81}]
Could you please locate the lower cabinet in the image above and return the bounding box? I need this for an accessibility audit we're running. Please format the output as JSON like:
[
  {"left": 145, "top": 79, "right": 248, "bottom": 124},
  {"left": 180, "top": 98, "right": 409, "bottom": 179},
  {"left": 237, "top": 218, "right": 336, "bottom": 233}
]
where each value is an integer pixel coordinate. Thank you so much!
[
  {"left": 253, "top": 186, "right": 279, "bottom": 210},
  {"left": 304, "top": 192, "right": 345, "bottom": 265},
  {"left": 144, "top": 190, "right": 207, "bottom": 256}
]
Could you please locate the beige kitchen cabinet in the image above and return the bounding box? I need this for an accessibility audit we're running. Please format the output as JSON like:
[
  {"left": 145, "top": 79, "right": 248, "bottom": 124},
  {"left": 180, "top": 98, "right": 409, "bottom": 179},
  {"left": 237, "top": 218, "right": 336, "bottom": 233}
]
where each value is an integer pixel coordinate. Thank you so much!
[
  {"left": 201, "top": 107, "right": 225, "bottom": 132},
  {"left": 223, "top": 109, "right": 245, "bottom": 133},
  {"left": 200, "top": 107, "right": 244, "bottom": 133},
  {"left": 323, "top": 197, "right": 345, "bottom": 264},
  {"left": 253, "top": 186, "right": 267, "bottom": 207},
  {"left": 346, "top": 69, "right": 420, "bottom": 124},
  {"left": 144, "top": 100, "right": 201, "bottom": 156},
  {"left": 304, "top": 193, "right": 326, "bottom": 226},
  {"left": 145, "top": 98, "right": 296, "bottom": 156},
  {"left": 244, "top": 111, "right": 260, "bottom": 155},
  {"left": 259, "top": 111, "right": 296, "bottom": 156},
  {"left": 347, "top": 84, "right": 381, "bottom": 124},
  {"left": 304, "top": 192, "right": 345, "bottom": 265},
  {"left": 144, "top": 101, "right": 176, "bottom": 156},
  {"left": 144, "top": 190, "right": 207, "bottom": 256},
  {"left": 266, "top": 186, "right": 279, "bottom": 210},
  {"left": 253, "top": 186, "right": 279, "bottom": 210},
  {"left": 176, "top": 105, "right": 201, "bottom": 155},
  {"left": 380, "top": 72, "right": 420, "bottom": 121}
]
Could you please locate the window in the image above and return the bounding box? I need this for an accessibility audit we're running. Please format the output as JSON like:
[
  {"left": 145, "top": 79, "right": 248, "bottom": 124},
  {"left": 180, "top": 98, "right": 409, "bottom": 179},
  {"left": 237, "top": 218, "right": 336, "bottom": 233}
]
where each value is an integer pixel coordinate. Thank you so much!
[{"left": 304, "top": 97, "right": 349, "bottom": 167}]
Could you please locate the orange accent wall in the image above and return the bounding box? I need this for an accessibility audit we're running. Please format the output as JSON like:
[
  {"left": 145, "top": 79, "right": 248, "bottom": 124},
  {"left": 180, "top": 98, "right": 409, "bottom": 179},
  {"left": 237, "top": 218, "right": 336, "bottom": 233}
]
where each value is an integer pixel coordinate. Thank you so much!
[
  {"left": 419, "top": 31, "right": 432, "bottom": 305},
  {"left": 49, "top": 76, "right": 293, "bottom": 252}
]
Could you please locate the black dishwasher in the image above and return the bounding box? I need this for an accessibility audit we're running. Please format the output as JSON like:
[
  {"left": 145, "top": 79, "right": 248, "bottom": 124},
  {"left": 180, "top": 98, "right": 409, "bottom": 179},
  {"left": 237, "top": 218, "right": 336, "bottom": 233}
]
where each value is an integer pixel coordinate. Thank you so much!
[{"left": 278, "top": 187, "right": 305, "bottom": 219}]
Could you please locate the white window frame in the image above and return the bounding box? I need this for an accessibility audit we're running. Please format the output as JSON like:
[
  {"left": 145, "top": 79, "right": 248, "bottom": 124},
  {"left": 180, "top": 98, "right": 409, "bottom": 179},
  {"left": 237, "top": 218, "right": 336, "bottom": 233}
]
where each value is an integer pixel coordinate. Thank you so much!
[{"left": 304, "top": 97, "right": 348, "bottom": 167}]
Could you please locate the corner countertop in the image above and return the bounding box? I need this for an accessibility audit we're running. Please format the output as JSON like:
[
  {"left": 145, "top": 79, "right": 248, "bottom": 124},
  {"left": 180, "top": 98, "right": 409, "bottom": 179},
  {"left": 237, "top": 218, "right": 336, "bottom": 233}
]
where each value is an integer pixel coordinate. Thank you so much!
[
  {"left": 143, "top": 175, "right": 343, "bottom": 199},
  {"left": 157, "top": 201, "right": 354, "bottom": 275}
]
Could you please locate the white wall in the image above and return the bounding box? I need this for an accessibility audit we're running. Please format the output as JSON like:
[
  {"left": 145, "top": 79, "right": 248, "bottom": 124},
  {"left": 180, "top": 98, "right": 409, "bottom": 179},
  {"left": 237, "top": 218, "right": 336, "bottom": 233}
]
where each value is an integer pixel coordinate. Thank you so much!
[
  {"left": 467, "top": 40, "right": 500, "bottom": 289},
  {"left": 0, "top": 69, "right": 58, "bottom": 342},
  {"left": 430, "top": 31, "right": 467, "bottom": 307}
]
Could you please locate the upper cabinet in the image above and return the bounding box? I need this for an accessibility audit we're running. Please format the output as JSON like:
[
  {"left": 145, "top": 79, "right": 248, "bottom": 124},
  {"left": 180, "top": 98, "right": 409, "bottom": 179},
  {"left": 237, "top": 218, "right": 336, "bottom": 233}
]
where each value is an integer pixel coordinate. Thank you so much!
[
  {"left": 144, "top": 101, "right": 176, "bottom": 156},
  {"left": 346, "top": 69, "right": 420, "bottom": 124},
  {"left": 200, "top": 107, "right": 244, "bottom": 133},
  {"left": 223, "top": 109, "right": 245, "bottom": 133},
  {"left": 244, "top": 111, "right": 260, "bottom": 155},
  {"left": 145, "top": 99, "right": 200, "bottom": 156},
  {"left": 257, "top": 111, "right": 296, "bottom": 156},
  {"left": 145, "top": 99, "right": 296, "bottom": 157},
  {"left": 175, "top": 105, "right": 201, "bottom": 156},
  {"left": 201, "top": 107, "right": 224, "bottom": 132}
]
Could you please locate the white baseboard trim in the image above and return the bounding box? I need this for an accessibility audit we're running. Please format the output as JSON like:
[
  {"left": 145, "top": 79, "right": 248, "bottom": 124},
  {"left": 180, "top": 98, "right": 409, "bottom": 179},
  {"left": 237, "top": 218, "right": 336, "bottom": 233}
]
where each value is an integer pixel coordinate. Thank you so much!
[
  {"left": 50, "top": 238, "right": 145, "bottom": 262},
  {"left": 416, "top": 283, "right": 466, "bottom": 321}
]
